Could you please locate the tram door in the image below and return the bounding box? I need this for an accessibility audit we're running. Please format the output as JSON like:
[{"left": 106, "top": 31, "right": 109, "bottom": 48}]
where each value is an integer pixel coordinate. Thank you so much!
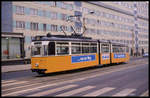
[
  {"left": 100, "top": 43, "right": 110, "bottom": 65},
  {"left": 48, "top": 42, "right": 55, "bottom": 55}
]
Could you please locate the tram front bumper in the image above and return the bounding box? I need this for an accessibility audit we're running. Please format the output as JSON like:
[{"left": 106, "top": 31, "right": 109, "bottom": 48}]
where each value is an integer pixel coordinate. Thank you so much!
[{"left": 31, "top": 69, "right": 47, "bottom": 74}]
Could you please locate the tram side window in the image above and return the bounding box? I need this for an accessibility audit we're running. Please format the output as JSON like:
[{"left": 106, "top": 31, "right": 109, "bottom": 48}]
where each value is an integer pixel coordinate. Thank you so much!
[
  {"left": 119, "top": 47, "right": 124, "bottom": 53},
  {"left": 113, "top": 45, "right": 126, "bottom": 53},
  {"left": 48, "top": 42, "right": 55, "bottom": 55},
  {"left": 126, "top": 47, "right": 129, "bottom": 52},
  {"left": 113, "top": 46, "right": 119, "bottom": 53},
  {"left": 56, "top": 42, "right": 69, "bottom": 55},
  {"left": 101, "top": 44, "right": 109, "bottom": 53},
  {"left": 90, "top": 43, "right": 97, "bottom": 53},
  {"left": 71, "top": 43, "right": 81, "bottom": 54},
  {"left": 82, "top": 43, "right": 89, "bottom": 53}
]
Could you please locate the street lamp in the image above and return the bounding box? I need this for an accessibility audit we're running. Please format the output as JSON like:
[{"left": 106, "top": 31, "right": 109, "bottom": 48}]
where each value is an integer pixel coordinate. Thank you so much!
[{"left": 131, "top": 28, "right": 134, "bottom": 56}]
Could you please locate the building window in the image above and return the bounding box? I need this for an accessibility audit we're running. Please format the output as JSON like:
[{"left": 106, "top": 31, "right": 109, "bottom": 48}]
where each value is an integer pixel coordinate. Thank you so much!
[
  {"left": 61, "top": 13, "right": 67, "bottom": 21},
  {"left": 67, "top": 4, "right": 73, "bottom": 11},
  {"left": 49, "top": 1, "right": 56, "bottom": 7},
  {"left": 70, "top": 26, "right": 74, "bottom": 32},
  {"left": 62, "top": 2, "right": 68, "bottom": 9},
  {"left": 56, "top": 1, "right": 62, "bottom": 8},
  {"left": 30, "top": 22, "right": 38, "bottom": 31},
  {"left": 43, "top": 24, "right": 47, "bottom": 31},
  {"left": 51, "top": 12, "right": 57, "bottom": 19},
  {"left": 42, "top": 10, "right": 47, "bottom": 17},
  {"left": 82, "top": 7, "right": 88, "bottom": 14},
  {"left": 16, "top": 6, "right": 24, "bottom": 15},
  {"left": 16, "top": 21, "right": 25, "bottom": 29},
  {"left": 51, "top": 24, "right": 57, "bottom": 31},
  {"left": 61, "top": 25, "right": 67, "bottom": 31},
  {"left": 30, "top": 8, "right": 38, "bottom": 16},
  {"left": 76, "top": 27, "right": 81, "bottom": 33}
]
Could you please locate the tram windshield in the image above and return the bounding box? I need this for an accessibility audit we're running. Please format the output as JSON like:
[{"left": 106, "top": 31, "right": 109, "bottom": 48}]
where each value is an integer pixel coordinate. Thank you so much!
[{"left": 31, "top": 42, "right": 48, "bottom": 56}]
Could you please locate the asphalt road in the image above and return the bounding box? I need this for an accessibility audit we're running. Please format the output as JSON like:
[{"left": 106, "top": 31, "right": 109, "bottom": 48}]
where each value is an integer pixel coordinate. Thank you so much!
[{"left": 1, "top": 58, "right": 149, "bottom": 96}]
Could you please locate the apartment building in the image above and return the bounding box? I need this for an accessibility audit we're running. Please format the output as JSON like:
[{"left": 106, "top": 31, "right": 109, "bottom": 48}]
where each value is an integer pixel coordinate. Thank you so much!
[{"left": 1, "top": 1, "right": 149, "bottom": 60}]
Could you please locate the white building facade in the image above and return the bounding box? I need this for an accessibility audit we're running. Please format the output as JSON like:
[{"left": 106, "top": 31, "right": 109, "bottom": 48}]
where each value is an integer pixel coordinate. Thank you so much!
[{"left": 1, "top": 1, "right": 149, "bottom": 60}]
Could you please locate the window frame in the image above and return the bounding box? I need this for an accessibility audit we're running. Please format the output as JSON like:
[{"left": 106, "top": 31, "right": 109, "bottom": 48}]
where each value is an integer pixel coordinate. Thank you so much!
[
  {"left": 71, "top": 42, "right": 81, "bottom": 54},
  {"left": 16, "top": 5, "right": 25, "bottom": 15},
  {"left": 101, "top": 43, "right": 110, "bottom": 53},
  {"left": 51, "top": 24, "right": 58, "bottom": 32},
  {"left": 16, "top": 21, "right": 25, "bottom": 29},
  {"left": 56, "top": 41, "right": 69, "bottom": 55},
  {"left": 30, "top": 22, "right": 39, "bottom": 31},
  {"left": 30, "top": 8, "right": 38, "bottom": 16}
]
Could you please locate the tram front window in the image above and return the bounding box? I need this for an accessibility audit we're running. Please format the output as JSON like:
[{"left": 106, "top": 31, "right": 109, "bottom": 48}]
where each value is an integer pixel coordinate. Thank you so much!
[{"left": 31, "top": 45, "right": 48, "bottom": 56}]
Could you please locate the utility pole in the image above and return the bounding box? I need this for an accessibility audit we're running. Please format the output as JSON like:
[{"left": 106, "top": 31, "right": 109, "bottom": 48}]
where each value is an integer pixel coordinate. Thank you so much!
[
  {"left": 131, "top": 29, "right": 134, "bottom": 56},
  {"left": 134, "top": 2, "right": 138, "bottom": 57}
]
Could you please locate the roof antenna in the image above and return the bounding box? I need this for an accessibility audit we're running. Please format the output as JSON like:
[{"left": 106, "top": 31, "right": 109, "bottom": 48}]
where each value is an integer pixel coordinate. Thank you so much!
[
  {"left": 47, "top": 32, "right": 51, "bottom": 37},
  {"left": 60, "top": 26, "right": 67, "bottom": 36},
  {"left": 71, "top": 26, "right": 77, "bottom": 35}
]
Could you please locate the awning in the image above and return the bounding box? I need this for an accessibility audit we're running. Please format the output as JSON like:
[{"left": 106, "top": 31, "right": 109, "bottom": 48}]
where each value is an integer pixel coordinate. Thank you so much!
[{"left": 2, "top": 32, "right": 24, "bottom": 38}]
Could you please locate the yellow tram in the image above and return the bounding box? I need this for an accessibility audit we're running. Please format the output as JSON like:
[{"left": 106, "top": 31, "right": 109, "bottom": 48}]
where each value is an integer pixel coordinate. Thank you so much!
[{"left": 31, "top": 34, "right": 129, "bottom": 74}]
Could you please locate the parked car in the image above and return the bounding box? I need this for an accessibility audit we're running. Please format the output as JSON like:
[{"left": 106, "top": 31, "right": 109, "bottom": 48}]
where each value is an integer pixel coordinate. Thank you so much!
[{"left": 143, "top": 52, "right": 149, "bottom": 57}]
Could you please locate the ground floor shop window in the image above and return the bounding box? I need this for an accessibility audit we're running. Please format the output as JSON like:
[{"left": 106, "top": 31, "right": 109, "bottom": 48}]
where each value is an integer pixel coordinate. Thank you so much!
[{"left": 1, "top": 37, "right": 23, "bottom": 60}]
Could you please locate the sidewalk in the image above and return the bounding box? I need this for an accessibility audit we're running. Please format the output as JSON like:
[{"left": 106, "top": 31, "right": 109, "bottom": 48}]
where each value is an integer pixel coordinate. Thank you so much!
[{"left": 2, "top": 64, "right": 31, "bottom": 73}]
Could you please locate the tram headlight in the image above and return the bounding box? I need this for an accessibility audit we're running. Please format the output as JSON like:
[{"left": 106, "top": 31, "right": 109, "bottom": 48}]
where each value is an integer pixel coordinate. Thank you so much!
[{"left": 35, "top": 63, "right": 39, "bottom": 67}]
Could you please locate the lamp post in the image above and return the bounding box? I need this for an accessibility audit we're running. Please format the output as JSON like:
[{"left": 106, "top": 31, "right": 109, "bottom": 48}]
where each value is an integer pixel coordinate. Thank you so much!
[{"left": 131, "top": 29, "right": 134, "bottom": 56}]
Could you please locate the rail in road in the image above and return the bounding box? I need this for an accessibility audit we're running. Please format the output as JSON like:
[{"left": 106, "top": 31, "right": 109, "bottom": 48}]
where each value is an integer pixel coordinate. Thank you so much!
[{"left": 2, "top": 58, "right": 148, "bottom": 96}]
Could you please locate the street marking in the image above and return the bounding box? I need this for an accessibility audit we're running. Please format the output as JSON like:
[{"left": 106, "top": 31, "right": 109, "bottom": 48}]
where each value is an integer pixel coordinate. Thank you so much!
[
  {"left": 2, "top": 82, "right": 44, "bottom": 92},
  {"left": 83, "top": 87, "right": 115, "bottom": 96},
  {"left": 28, "top": 85, "right": 78, "bottom": 96},
  {"left": 140, "top": 90, "right": 149, "bottom": 96},
  {"left": 2, "top": 77, "right": 87, "bottom": 96},
  {"left": 56, "top": 86, "right": 95, "bottom": 96},
  {"left": 2, "top": 78, "right": 84, "bottom": 97},
  {"left": 2, "top": 81, "right": 28, "bottom": 87},
  {"left": 2, "top": 82, "right": 64, "bottom": 96},
  {"left": 113, "top": 88, "right": 136, "bottom": 96}
]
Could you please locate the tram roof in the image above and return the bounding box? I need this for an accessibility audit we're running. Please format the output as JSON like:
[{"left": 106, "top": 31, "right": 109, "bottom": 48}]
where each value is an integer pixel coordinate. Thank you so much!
[
  {"left": 32, "top": 36, "right": 98, "bottom": 42},
  {"left": 32, "top": 35, "right": 128, "bottom": 47},
  {"left": 110, "top": 41, "right": 128, "bottom": 47}
]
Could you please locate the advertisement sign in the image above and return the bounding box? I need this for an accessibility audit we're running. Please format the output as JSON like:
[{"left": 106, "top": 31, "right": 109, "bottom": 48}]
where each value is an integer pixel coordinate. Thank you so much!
[
  {"left": 71, "top": 55, "right": 96, "bottom": 63},
  {"left": 114, "top": 54, "right": 126, "bottom": 58},
  {"left": 102, "top": 54, "right": 109, "bottom": 60}
]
